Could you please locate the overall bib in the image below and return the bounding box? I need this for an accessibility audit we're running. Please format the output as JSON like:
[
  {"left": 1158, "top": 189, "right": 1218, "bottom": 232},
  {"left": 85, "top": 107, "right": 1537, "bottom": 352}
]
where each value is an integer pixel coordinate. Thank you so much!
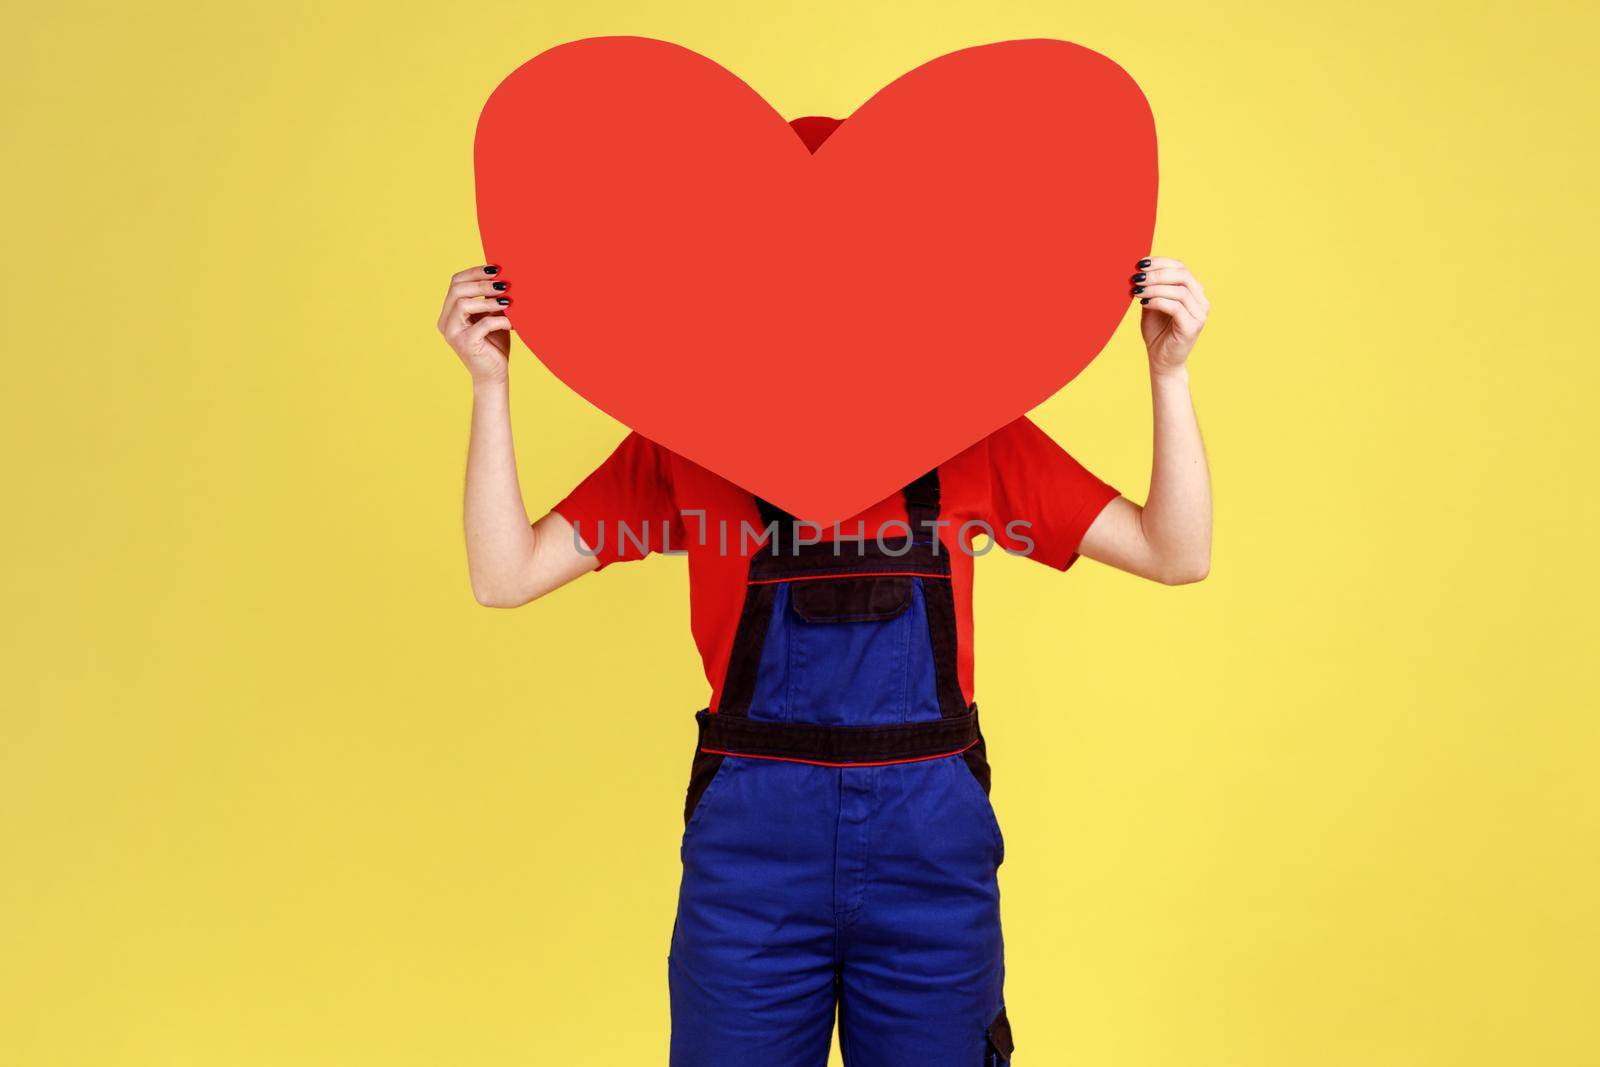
[{"left": 668, "top": 471, "right": 1015, "bottom": 1065}]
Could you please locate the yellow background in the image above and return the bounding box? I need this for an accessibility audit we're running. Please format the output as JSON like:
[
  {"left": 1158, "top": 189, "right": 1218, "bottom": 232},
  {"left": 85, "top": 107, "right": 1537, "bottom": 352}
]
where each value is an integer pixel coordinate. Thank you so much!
[{"left": 5, "top": 0, "right": 1597, "bottom": 1063}]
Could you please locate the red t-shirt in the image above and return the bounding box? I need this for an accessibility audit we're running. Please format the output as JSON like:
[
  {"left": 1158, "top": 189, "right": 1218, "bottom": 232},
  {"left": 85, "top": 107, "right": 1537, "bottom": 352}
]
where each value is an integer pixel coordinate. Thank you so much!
[{"left": 552, "top": 416, "right": 1119, "bottom": 711}]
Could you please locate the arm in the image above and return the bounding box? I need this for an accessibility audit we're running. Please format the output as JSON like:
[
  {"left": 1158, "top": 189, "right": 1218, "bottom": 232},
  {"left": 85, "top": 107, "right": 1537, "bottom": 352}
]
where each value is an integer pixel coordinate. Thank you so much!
[
  {"left": 1078, "top": 255, "right": 1213, "bottom": 585},
  {"left": 438, "top": 264, "right": 597, "bottom": 608}
]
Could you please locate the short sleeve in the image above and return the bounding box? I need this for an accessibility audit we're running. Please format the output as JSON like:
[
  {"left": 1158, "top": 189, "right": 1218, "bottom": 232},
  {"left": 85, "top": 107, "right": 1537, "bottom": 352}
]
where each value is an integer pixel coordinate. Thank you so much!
[
  {"left": 986, "top": 416, "right": 1121, "bottom": 571},
  {"left": 550, "top": 432, "right": 680, "bottom": 570}
]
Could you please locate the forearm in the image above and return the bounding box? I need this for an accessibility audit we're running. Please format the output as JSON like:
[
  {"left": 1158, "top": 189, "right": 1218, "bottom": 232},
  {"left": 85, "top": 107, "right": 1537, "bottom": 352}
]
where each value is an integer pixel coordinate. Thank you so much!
[
  {"left": 463, "top": 378, "right": 540, "bottom": 605},
  {"left": 1139, "top": 366, "right": 1212, "bottom": 581}
]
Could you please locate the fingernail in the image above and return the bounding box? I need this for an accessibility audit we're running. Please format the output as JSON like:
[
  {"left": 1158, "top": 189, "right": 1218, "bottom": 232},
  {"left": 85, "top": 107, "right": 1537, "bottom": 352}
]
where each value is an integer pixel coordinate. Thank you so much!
[
  {"left": 1137, "top": 258, "right": 1152, "bottom": 269},
  {"left": 1132, "top": 286, "right": 1145, "bottom": 295},
  {"left": 483, "top": 265, "right": 500, "bottom": 275},
  {"left": 1139, "top": 297, "right": 1150, "bottom": 305},
  {"left": 492, "top": 281, "right": 508, "bottom": 291},
  {"left": 1132, "top": 272, "right": 1147, "bottom": 282},
  {"left": 496, "top": 297, "right": 511, "bottom": 305}
]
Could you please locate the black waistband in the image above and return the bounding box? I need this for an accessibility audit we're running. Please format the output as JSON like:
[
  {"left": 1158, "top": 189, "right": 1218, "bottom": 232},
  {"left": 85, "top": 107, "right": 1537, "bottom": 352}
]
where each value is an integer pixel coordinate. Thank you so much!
[{"left": 695, "top": 707, "right": 980, "bottom": 766}]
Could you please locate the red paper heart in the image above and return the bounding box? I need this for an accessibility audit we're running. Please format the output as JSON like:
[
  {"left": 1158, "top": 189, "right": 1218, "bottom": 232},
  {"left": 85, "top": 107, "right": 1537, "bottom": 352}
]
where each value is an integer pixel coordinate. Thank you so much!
[{"left": 476, "top": 36, "right": 1156, "bottom": 525}]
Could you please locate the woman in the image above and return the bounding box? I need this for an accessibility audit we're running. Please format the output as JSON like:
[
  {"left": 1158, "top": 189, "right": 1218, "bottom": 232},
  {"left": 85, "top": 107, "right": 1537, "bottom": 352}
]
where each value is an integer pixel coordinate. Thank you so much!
[{"left": 437, "top": 116, "right": 1211, "bottom": 1067}]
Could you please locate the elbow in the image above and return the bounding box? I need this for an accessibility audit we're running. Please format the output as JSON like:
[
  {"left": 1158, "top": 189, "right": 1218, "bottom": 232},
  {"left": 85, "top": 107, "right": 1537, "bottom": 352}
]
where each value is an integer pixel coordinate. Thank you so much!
[
  {"left": 470, "top": 574, "right": 539, "bottom": 609},
  {"left": 1154, "top": 555, "right": 1210, "bottom": 586},
  {"left": 472, "top": 586, "right": 520, "bottom": 609}
]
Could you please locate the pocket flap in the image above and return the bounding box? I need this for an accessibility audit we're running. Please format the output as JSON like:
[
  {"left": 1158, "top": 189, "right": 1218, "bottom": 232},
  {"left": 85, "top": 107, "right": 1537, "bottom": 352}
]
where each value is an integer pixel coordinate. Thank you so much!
[
  {"left": 986, "top": 1005, "right": 1015, "bottom": 1059},
  {"left": 790, "top": 576, "right": 912, "bottom": 623}
]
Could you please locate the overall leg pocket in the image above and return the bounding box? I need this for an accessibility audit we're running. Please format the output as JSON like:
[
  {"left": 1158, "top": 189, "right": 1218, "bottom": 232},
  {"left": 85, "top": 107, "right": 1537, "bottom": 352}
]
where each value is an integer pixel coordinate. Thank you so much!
[{"left": 985, "top": 1005, "right": 1015, "bottom": 1064}]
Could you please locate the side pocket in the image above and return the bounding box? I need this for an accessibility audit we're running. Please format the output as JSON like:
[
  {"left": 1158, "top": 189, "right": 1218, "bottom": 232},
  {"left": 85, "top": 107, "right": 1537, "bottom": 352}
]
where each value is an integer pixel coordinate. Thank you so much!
[
  {"left": 962, "top": 731, "right": 993, "bottom": 796},
  {"left": 956, "top": 744, "right": 1005, "bottom": 866},
  {"left": 985, "top": 1005, "right": 1015, "bottom": 1064},
  {"left": 681, "top": 754, "right": 739, "bottom": 863},
  {"left": 683, "top": 748, "right": 726, "bottom": 830}
]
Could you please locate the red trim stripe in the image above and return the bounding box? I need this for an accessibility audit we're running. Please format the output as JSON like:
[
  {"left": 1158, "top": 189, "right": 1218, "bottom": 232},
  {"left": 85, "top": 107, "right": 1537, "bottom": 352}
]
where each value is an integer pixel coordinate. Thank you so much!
[
  {"left": 698, "top": 738, "right": 977, "bottom": 769},
  {"left": 748, "top": 570, "right": 951, "bottom": 586}
]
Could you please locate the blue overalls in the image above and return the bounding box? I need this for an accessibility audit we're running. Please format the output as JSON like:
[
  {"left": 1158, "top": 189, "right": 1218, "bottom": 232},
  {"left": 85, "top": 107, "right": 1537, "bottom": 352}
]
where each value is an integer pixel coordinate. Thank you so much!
[{"left": 668, "top": 471, "right": 1015, "bottom": 1065}]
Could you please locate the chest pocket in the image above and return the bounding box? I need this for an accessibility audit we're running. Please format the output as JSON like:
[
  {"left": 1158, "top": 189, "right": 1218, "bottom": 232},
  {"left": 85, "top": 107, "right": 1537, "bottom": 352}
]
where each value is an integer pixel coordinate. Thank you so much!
[
  {"left": 790, "top": 575, "right": 911, "bottom": 623},
  {"left": 750, "top": 575, "right": 941, "bottom": 726}
]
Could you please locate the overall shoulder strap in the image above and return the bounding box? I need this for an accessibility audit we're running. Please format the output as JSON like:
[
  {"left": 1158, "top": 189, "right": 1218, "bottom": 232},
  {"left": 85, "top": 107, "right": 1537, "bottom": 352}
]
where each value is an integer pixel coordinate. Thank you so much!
[{"left": 902, "top": 468, "right": 941, "bottom": 541}]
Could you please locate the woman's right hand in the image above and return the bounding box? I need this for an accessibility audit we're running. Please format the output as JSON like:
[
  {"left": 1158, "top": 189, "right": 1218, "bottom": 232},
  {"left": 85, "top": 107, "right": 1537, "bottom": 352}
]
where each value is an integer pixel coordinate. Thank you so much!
[{"left": 437, "top": 264, "right": 514, "bottom": 385}]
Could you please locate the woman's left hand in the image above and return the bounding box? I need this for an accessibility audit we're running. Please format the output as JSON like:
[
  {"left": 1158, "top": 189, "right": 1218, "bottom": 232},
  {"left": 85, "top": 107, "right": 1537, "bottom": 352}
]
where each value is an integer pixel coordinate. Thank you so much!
[{"left": 1131, "top": 256, "right": 1209, "bottom": 374}]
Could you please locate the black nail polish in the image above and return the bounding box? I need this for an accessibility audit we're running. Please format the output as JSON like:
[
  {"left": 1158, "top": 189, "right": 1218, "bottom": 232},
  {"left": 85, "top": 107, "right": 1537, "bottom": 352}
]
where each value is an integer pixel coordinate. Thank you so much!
[
  {"left": 1139, "top": 297, "right": 1150, "bottom": 305},
  {"left": 1137, "top": 258, "right": 1151, "bottom": 269},
  {"left": 492, "top": 281, "right": 507, "bottom": 291},
  {"left": 1132, "top": 286, "right": 1145, "bottom": 295},
  {"left": 483, "top": 265, "right": 500, "bottom": 275},
  {"left": 496, "top": 297, "right": 511, "bottom": 305},
  {"left": 1132, "top": 272, "right": 1147, "bottom": 282}
]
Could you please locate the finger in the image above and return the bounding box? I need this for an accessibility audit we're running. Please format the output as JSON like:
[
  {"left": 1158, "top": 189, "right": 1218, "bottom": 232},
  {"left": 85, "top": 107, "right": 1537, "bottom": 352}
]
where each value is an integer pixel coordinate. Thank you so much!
[
  {"left": 440, "top": 294, "right": 510, "bottom": 336},
  {"left": 466, "top": 315, "right": 513, "bottom": 343},
  {"left": 1133, "top": 266, "right": 1193, "bottom": 288},
  {"left": 453, "top": 295, "right": 512, "bottom": 319},
  {"left": 1133, "top": 266, "right": 1206, "bottom": 304},
  {"left": 1136, "top": 255, "right": 1185, "bottom": 272},
  {"left": 451, "top": 263, "right": 503, "bottom": 284},
  {"left": 1132, "top": 284, "right": 1205, "bottom": 321},
  {"left": 449, "top": 279, "right": 509, "bottom": 303},
  {"left": 1139, "top": 296, "right": 1202, "bottom": 334}
]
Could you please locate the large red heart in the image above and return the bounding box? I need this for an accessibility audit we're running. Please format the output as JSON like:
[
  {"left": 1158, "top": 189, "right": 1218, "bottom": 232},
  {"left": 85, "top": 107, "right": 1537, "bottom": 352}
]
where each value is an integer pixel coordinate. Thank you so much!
[{"left": 476, "top": 36, "right": 1156, "bottom": 525}]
